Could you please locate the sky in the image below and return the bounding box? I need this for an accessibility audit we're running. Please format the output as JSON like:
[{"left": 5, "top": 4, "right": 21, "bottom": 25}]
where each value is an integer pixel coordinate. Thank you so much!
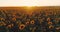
[{"left": 0, "top": 0, "right": 60, "bottom": 6}]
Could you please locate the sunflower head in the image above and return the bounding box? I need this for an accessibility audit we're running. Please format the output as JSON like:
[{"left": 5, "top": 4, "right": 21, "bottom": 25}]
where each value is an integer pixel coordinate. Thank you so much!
[
  {"left": 25, "top": 21, "right": 30, "bottom": 25},
  {"left": 30, "top": 20, "right": 35, "bottom": 24},
  {"left": 19, "top": 24, "right": 25, "bottom": 30}
]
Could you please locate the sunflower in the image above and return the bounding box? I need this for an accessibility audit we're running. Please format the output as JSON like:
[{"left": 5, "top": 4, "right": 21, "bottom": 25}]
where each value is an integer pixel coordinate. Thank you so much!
[
  {"left": 19, "top": 24, "right": 25, "bottom": 30},
  {"left": 48, "top": 21, "right": 53, "bottom": 25},
  {"left": 30, "top": 20, "right": 35, "bottom": 24},
  {"left": 49, "top": 25, "right": 54, "bottom": 29},
  {"left": 0, "top": 18, "right": 5, "bottom": 21},
  {"left": 12, "top": 17, "right": 16, "bottom": 21},
  {"left": 47, "top": 17, "right": 51, "bottom": 22},
  {"left": 7, "top": 24, "right": 12, "bottom": 28},
  {"left": 56, "top": 27, "right": 60, "bottom": 30},
  {"left": 25, "top": 21, "right": 30, "bottom": 25}
]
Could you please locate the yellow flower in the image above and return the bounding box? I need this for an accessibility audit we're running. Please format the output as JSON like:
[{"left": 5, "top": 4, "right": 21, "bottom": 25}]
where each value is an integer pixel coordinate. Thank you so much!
[
  {"left": 25, "top": 21, "right": 30, "bottom": 25},
  {"left": 49, "top": 25, "right": 54, "bottom": 29},
  {"left": 12, "top": 17, "right": 16, "bottom": 21},
  {"left": 30, "top": 20, "right": 35, "bottom": 24},
  {"left": 48, "top": 21, "right": 53, "bottom": 25},
  {"left": 7, "top": 24, "right": 14, "bottom": 28},
  {"left": 0, "top": 18, "right": 5, "bottom": 21},
  {"left": 47, "top": 17, "right": 51, "bottom": 22},
  {"left": 19, "top": 24, "right": 25, "bottom": 30},
  {"left": 7, "top": 24, "right": 12, "bottom": 28},
  {"left": 56, "top": 27, "right": 60, "bottom": 30}
]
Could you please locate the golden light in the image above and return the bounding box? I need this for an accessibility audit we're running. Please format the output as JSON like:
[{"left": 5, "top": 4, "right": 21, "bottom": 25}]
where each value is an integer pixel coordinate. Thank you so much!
[{"left": 25, "top": 7, "right": 33, "bottom": 15}]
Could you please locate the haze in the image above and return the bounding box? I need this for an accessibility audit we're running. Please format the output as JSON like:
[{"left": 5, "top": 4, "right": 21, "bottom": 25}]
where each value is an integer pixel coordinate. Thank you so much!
[{"left": 0, "top": 0, "right": 60, "bottom": 7}]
